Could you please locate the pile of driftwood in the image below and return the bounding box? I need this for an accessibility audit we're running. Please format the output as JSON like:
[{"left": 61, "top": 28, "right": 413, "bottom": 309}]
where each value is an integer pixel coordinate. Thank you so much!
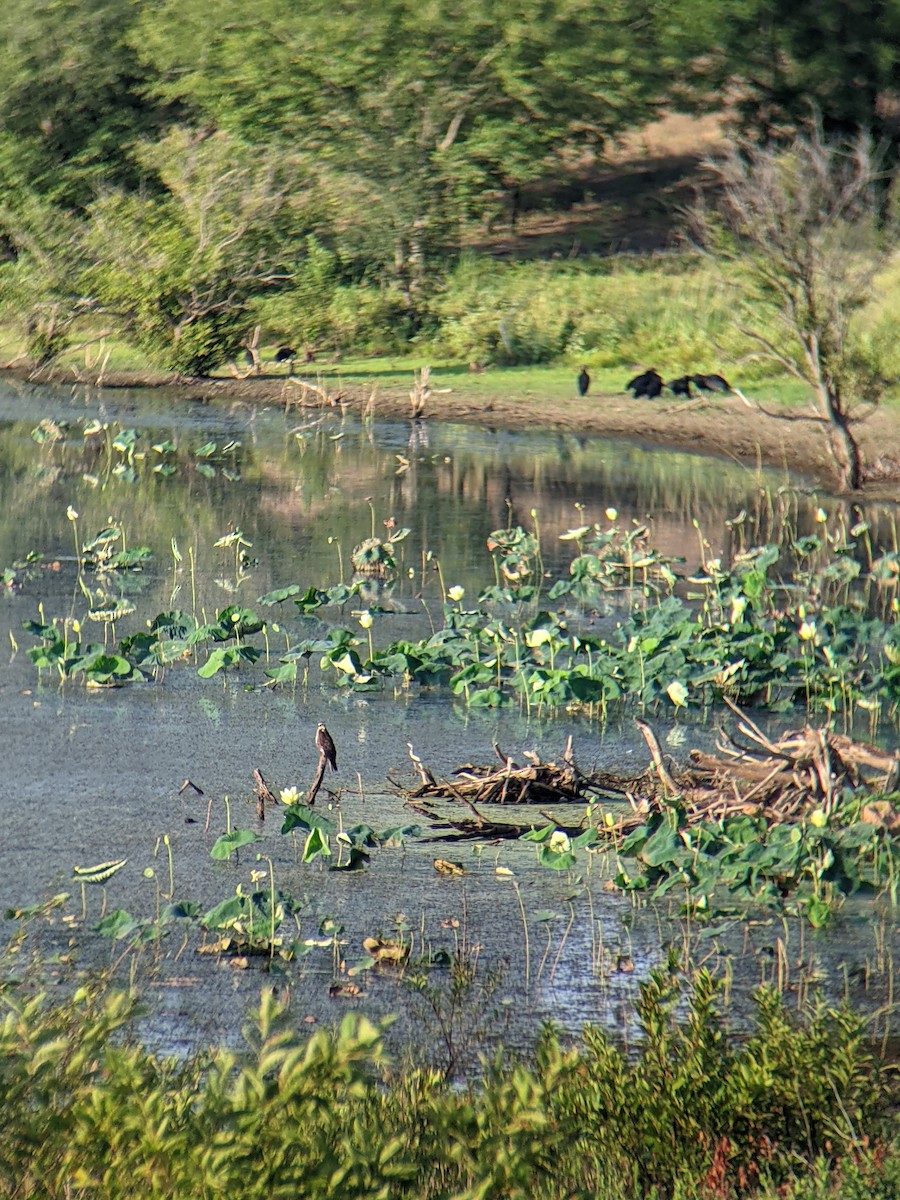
[
  {"left": 401, "top": 701, "right": 900, "bottom": 841},
  {"left": 674, "top": 702, "right": 900, "bottom": 826},
  {"left": 405, "top": 737, "right": 626, "bottom": 807}
]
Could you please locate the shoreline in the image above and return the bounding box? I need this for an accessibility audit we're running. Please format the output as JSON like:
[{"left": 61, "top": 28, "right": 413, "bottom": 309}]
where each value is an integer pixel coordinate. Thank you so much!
[{"left": 5, "top": 366, "right": 900, "bottom": 499}]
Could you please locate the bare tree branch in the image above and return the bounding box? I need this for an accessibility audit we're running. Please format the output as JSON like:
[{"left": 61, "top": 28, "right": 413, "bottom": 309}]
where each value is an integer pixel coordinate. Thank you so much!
[{"left": 693, "top": 125, "right": 896, "bottom": 490}]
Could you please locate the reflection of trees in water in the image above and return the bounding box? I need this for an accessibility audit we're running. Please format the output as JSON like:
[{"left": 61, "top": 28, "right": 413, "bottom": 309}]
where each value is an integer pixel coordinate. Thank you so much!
[
  {"left": 386, "top": 436, "right": 898, "bottom": 574},
  {"left": 0, "top": 412, "right": 897, "bottom": 611}
]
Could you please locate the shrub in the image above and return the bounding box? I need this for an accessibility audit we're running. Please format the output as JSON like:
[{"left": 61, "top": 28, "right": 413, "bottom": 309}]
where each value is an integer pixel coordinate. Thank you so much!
[{"left": 0, "top": 963, "right": 896, "bottom": 1199}]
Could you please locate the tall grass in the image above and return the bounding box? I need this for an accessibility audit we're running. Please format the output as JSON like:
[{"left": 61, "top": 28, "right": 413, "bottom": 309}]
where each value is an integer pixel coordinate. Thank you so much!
[
  {"left": 428, "top": 253, "right": 771, "bottom": 375},
  {"left": 1, "top": 960, "right": 897, "bottom": 1199}
]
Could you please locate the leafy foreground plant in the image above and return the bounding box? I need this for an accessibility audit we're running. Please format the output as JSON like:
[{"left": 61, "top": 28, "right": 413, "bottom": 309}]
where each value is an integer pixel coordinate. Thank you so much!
[{"left": 0, "top": 964, "right": 898, "bottom": 1200}]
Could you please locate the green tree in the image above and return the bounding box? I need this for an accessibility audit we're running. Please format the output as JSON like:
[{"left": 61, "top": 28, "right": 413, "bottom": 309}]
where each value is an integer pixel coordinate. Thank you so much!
[
  {"left": 252, "top": 236, "right": 340, "bottom": 355},
  {"left": 134, "top": 0, "right": 701, "bottom": 298},
  {"left": 0, "top": 0, "right": 169, "bottom": 209},
  {"left": 84, "top": 130, "right": 320, "bottom": 375},
  {"left": 0, "top": 193, "right": 91, "bottom": 366},
  {"left": 702, "top": 0, "right": 900, "bottom": 143}
]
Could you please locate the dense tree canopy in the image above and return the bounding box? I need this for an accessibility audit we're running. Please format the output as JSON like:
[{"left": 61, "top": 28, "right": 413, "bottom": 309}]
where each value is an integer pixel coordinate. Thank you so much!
[
  {"left": 0, "top": 0, "right": 896, "bottom": 373},
  {"left": 0, "top": 0, "right": 170, "bottom": 208},
  {"left": 134, "top": 0, "right": 700, "bottom": 290},
  {"left": 706, "top": 0, "right": 900, "bottom": 142}
]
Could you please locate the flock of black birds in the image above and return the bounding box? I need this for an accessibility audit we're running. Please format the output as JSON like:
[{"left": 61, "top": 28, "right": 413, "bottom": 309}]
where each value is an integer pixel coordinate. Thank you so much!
[{"left": 576, "top": 367, "right": 732, "bottom": 399}]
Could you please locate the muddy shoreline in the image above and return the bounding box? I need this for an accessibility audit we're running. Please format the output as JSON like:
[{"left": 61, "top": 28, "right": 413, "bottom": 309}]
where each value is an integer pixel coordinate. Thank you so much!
[{"left": 6, "top": 366, "right": 900, "bottom": 498}]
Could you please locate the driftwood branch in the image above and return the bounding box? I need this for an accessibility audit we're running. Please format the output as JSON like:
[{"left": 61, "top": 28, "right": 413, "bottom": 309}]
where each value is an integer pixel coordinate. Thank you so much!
[
  {"left": 399, "top": 720, "right": 900, "bottom": 841},
  {"left": 306, "top": 755, "right": 328, "bottom": 806},
  {"left": 635, "top": 719, "right": 678, "bottom": 798}
]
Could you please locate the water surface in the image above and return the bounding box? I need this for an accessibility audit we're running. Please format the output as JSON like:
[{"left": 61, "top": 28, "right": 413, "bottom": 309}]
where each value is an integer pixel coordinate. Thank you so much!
[{"left": 1, "top": 379, "right": 896, "bottom": 1060}]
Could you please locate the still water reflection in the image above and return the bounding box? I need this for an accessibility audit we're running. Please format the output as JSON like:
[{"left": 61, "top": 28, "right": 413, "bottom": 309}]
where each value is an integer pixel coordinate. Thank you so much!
[{"left": 3, "top": 379, "right": 897, "bottom": 585}]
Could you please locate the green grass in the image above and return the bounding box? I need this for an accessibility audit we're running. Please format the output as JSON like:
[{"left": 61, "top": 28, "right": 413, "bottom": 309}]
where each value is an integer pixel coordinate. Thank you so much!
[
  {"left": 4, "top": 245, "right": 900, "bottom": 413},
  {"left": 5, "top": 325, "right": 899, "bottom": 416},
  {"left": 248, "top": 354, "right": 899, "bottom": 413}
]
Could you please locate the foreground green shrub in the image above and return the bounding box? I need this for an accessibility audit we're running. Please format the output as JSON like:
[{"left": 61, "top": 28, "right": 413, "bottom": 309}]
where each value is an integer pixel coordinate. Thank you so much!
[{"left": 0, "top": 964, "right": 896, "bottom": 1199}]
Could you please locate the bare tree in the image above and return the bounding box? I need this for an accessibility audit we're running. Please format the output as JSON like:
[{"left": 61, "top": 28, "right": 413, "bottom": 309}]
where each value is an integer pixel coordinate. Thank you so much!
[{"left": 694, "top": 126, "right": 895, "bottom": 491}]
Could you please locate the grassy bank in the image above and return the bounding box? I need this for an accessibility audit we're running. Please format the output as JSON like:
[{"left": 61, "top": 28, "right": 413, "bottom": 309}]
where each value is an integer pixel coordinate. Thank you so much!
[
  {"left": 5, "top": 251, "right": 900, "bottom": 407},
  {"left": 1, "top": 958, "right": 898, "bottom": 1200}
]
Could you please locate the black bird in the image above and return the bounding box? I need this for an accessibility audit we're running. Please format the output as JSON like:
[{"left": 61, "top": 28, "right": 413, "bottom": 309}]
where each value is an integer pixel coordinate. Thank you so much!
[
  {"left": 577, "top": 367, "right": 590, "bottom": 397},
  {"left": 667, "top": 375, "right": 694, "bottom": 398},
  {"left": 274, "top": 346, "right": 296, "bottom": 367},
  {"left": 692, "top": 372, "right": 731, "bottom": 393},
  {"left": 315, "top": 722, "right": 338, "bottom": 772},
  {"left": 625, "top": 369, "right": 663, "bottom": 399}
]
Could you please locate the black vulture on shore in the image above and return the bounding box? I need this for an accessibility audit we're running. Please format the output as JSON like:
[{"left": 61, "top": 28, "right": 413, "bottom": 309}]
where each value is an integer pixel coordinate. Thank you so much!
[
  {"left": 667, "top": 375, "right": 694, "bottom": 398},
  {"left": 577, "top": 367, "right": 590, "bottom": 396},
  {"left": 692, "top": 372, "right": 731, "bottom": 393},
  {"left": 626, "top": 369, "right": 663, "bottom": 399}
]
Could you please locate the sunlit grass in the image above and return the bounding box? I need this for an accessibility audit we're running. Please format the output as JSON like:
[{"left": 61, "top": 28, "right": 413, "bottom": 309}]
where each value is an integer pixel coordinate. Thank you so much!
[{"left": 3, "top": 242, "right": 900, "bottom": 414}]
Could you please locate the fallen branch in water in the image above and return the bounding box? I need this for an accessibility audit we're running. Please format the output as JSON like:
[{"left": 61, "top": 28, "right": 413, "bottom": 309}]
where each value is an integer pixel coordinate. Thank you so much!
[{"left": 400, "top": 716, "right": 900, "bottom": 840}]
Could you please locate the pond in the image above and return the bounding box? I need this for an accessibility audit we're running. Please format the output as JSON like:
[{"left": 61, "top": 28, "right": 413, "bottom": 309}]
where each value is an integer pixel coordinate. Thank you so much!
[{"left": 1, "top": 377, "right": 897, "bottom": 1067}]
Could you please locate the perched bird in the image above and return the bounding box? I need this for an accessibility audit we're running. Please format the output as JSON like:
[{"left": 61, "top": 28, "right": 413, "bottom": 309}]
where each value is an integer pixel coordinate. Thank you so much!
[
  {"left": 274, "top": 346, "right": 296, "bottom": 367},
  {"left": 626, "top": 369, "right": 663, "bottom": 399},
  {"left": 577, "top": 367, "right": 590, "bottom": 397},
  {"left": 667, "top": 375, "right": 694, "bottom": 398},
  {"left": 692, "top": 372, "right": 731, "bottom": 393},
  {"left": 315, "top": 722, "right": 338, "bottom": 772}
]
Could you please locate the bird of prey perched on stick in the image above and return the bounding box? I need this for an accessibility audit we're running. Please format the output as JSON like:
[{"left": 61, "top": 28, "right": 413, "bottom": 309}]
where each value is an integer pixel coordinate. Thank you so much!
[{"left": 315, "top": 723, "right": 338, "bottom": 772}]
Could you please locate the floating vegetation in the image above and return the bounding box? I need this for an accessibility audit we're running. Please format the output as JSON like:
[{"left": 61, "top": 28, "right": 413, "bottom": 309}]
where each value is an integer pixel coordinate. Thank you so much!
[
  {"left": 603, "top": 797, "right": 900, "bottom": 928},
  {"left": 582, "top": 720, "right": 900, "bottom": 926},
  {"left": 199, "top": 885, "right": 303, "bottom": 959},
  {"left": 30, "top": 417, "right": 69, "bottom": 444},
  {"left": 16, "top": 514, "right": 900, "bottom": 724},
  {"left": 350, "top": 532, "right": 404, "bottom": 574}
]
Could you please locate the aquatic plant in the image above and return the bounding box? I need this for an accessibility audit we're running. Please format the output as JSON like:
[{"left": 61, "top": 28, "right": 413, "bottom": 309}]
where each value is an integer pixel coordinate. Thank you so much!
[
  {"left": 197, "top": 883, "right": 304, "bottom": 960},
  {"left": 605, "top": 800, "right": 900, "bottom": 926},
  {"left": 19, "top": 519, "right": 900, "bottom": 724}
]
